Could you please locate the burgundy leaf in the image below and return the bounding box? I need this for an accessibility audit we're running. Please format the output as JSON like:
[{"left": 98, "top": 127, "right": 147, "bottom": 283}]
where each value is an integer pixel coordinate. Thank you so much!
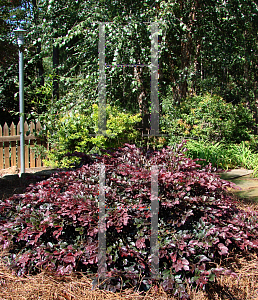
[
  {"left": 218, "top": 243, "right": 228, "bottom": 255},
  {"left": 136, "top": 237, "right": 146, "bottom": 249},
  {"left": 63, "top": 253, "right": 76, "bottom": 264}
]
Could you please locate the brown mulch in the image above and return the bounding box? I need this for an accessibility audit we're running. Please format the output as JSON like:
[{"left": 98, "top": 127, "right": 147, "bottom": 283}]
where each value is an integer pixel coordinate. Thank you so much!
[
  {"left": 0, "top": 250, "right": 170, "bottom": 300},
  {"left": 0, "top": 249, "right": 257, "bottom": 300}
]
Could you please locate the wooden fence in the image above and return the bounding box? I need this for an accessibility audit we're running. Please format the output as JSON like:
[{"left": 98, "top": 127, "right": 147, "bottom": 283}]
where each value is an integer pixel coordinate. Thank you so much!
[{"left": 0, "top": 121, "right": 48, "bottom": 170}]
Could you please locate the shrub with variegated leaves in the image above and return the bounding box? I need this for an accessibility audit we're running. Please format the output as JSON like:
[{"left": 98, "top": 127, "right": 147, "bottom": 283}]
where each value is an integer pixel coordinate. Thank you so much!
[{"left": 0, "top": 143, "right": 257, "bottom": 299}]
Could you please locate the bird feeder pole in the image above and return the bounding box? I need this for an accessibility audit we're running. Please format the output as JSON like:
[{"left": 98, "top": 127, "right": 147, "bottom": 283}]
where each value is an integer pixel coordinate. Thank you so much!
[{"left": 14, "top": 27, "right": 26, "bottom": 175}]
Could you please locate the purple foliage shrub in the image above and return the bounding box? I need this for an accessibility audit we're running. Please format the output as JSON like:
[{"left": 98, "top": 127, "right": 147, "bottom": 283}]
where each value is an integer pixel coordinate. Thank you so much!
[{"left": 0, "top": 143, "right": 257, "bottom": 298}]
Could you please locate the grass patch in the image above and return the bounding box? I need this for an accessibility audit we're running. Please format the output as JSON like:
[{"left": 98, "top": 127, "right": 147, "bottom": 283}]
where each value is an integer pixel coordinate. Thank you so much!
[{"left": 185, "top": 139, "right": 258, "bottom": 175}]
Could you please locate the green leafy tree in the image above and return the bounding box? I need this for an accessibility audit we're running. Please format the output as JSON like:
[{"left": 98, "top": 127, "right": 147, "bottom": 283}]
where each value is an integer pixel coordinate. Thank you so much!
[{"left": 1, "top": 0, "right": 258, "bottom": 151}]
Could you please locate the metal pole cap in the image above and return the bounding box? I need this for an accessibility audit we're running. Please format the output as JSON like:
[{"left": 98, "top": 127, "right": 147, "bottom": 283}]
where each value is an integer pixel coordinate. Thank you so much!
[{"left": 14, "top": 27, "right": 27, "bottom": 46}]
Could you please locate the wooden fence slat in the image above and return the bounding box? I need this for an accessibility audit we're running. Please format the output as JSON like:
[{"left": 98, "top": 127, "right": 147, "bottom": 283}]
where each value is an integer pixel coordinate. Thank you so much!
[
  {"left": 30, "top": 122, "right": 35, "bottom": 168},
  {"left": 3, "top": 123, "right": 9, "bottom": 168},
  {"left": 0, "top": 125, "right": 3, "bottom": 169},
  {"left": 17, "top": 122, "right": 20, "bottom": 169},
  {"left": 10, "top": 123, "right": 16, "bottom": 167},
  {"left": 0, "top": 121, "right": 48, "bottom": 171},
  {"left": 24, "top": 122, "right": 29, "bottom": 168},
  {"left": 0, "top": 135, "right": 39, "bottom": 142},
  {"left": 36, "top": 121, "right": 42, "bottom": 167}
]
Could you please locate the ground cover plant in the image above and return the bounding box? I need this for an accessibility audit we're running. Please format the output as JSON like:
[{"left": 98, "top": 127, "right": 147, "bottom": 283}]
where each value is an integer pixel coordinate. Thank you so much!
[{"left": 0, "top": 143, "right": 258, "bottom": 299}]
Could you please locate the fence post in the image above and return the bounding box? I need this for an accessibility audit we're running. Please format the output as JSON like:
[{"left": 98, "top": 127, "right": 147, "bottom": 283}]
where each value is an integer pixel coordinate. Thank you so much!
[
  {"left": 11, "top": 122, "right": 16, "bottom": 167},
  {"left": 30, "top": 122, "right": 36, "bottom": 168},
  {"left": 24, "top": 121, "right": 29, "bottom": 168},
  {"left": 36, "top": 121, "right": 42, "bottom": 167},
  {"left": 3, "top": 123, "right": 9, "bottom": 169},
  {"left": 17, "top": 122, "right": 21, "bottom": 169}
]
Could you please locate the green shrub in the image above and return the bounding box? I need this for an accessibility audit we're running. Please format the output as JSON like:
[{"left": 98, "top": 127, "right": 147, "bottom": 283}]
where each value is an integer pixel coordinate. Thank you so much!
[
  {"left": 228, "top": 142, "right": 258, "bottom": 171},
  {"left": 38, "top": 104, "right": 142, "bottom": 167},
  {"left": 184, "top": 139, "right": 233, "bottom": 170},
  {"left": 185, "top": 139, "right": 258, "bottom": 174},
  {"left": 161, "top": 93, "right": 256, "bottom": 144}
]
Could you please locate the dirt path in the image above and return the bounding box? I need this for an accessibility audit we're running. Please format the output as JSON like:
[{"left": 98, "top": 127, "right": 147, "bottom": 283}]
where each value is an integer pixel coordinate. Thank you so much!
[
  {"left": 0, "top": 167, "right": 59, "bottom": 201},
  {"left": 218, "top": 168, "right": 258, "bottom": 203}
]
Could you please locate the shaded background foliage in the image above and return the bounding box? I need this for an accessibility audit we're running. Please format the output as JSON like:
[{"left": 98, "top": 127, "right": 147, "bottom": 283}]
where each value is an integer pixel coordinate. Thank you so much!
[{"left": 0, "top": 0, "right": 257, "bottom": 132}]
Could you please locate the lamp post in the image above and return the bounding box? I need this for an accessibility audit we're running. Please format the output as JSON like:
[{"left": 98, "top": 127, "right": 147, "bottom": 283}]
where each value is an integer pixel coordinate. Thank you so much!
[{"left": 14, "top": 27, "right": 26, "bottom": 175}]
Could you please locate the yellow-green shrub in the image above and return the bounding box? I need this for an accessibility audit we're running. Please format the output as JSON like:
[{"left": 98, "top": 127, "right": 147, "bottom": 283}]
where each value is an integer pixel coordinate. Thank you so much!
[{"left": 44, "top": 104, "right": 142, "bottom": 167}]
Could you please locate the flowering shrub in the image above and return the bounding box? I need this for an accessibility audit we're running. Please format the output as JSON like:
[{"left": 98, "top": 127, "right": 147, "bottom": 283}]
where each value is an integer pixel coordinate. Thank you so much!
[{"left": 0, "top": 143, "right": 257, "bottom": 299}]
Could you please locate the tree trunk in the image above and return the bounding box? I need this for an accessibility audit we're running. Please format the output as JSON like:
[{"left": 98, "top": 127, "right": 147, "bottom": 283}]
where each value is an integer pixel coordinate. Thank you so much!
[
  {"left": 32, "top": 0, "right": 44, "bottom": 87},
  {"left": 53, "top": 45, "right": 59, "bottom": 101},
  {"left": 134, "top": 65, "right": 149, "bottom": 135}
]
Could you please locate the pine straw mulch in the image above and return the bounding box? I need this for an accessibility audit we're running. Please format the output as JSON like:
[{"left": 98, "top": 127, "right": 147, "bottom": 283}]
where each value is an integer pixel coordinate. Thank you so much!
[
  {"left": 0, "top": 249, "right": 257, "bottom": 300},
  {"left": 0, "top": 226, "right": 257, "bottom": 300}
]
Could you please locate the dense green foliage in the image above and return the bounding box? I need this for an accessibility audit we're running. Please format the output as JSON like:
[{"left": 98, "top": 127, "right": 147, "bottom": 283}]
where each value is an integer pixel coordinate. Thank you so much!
[
  {"left": 161, "top": 93, "right": 256, "bottom": 144},
  {"left": 1, "top": 144, "right": 258, "bottom": 299},
  {"left": 37, "top": 102, "right": 142, "bottom": 167},
  {"left": 159, "top": 92, "right": 258, "bottom": 173},
  {"left": 1, "top": 0, "right": 258, "bottom": 129}
]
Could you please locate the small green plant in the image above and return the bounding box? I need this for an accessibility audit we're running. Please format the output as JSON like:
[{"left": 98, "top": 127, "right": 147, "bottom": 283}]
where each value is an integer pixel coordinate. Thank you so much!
[
  {"left": 228, "top": 142, "right": 258, "bottom": 171},
  {"left": 184, "top": 139, "right": 232, "bottom": 170}
]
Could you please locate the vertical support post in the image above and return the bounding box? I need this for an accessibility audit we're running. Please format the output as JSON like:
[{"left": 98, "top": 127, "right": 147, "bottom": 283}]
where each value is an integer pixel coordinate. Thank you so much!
[
  {"left": 150, "top": 22, "right": 159, "bottom": 136},
  {"left": 98, "top": 163, "right": 106, "bottom": 282},
  {"left": 151, "top": 165, "right": 159, "bottom": 279},
  {"left": 14, "top": 27, "right": 26, "bottom": 174},
  {"left": 96, "top": 23, "right": 107, "bottom": 285},
  {"left": 19, "top": 43, "right": 25, "bottom": 174},
  {"left": 98, "top": 23, "right": 106, "bottom": 136}
]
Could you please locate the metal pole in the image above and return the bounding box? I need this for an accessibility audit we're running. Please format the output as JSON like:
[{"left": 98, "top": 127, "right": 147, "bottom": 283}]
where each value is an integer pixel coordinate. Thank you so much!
[
  {"left": 19, "top": 45, "right": 25, "bottom": 174},
  {"left": 14, "top": 27, "right": 26, "bottom": 175}
]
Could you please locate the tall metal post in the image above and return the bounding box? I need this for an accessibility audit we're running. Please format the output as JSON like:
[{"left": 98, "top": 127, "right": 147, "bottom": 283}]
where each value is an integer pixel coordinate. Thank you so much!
[{"left": 14, "top": 27, "right": 26, "bottom": 175}]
